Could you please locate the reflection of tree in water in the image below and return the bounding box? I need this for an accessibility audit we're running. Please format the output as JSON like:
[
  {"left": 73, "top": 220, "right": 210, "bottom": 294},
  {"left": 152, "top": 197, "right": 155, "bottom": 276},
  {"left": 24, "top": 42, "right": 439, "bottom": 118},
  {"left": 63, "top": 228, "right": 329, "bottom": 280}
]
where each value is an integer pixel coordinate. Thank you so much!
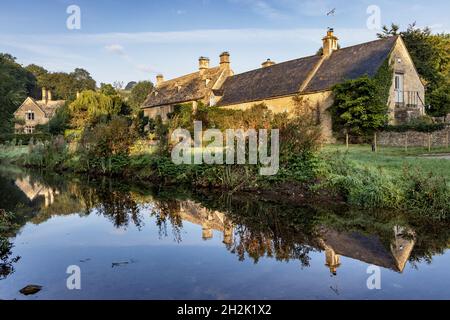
[
  {"left": 150, "top": 201, "right": 183, "bottom": 243},
  {"left": 200, "top": 196, "right": 323, "bottom": 268},
  {"left": 0, "top": 210, "right": 20, "bottom": 280},
  {"left": 92, "top": 188, "right": 142, "bottom": 230},
  {"left": 0, "top": 237, "right": 20, "bottom": 280},
  {"left": 4, "top": 166, "right": 450, "bottom": 274}
]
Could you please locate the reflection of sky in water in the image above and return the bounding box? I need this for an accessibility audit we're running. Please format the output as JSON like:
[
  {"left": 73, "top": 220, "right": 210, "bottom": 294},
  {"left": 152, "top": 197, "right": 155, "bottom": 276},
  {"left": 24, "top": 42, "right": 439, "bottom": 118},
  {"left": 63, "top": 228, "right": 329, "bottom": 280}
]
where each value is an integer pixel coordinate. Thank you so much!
[
  {"left": 1, "top": 169, "right": 450, "bottom": 300},
  {"left": 0, "top": 212, "right": 449, "bottom": 300}
]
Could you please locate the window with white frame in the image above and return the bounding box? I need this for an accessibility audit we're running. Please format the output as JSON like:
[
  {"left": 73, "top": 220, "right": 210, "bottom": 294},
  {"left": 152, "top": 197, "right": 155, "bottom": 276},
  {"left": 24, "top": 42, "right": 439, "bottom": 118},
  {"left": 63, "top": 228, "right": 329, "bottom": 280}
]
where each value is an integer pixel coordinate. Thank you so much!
[
  {"left": 25, "top": 126, "right": 35, "bottom": 134},
  {"left": 26, "top": 110, "right": 35, "bottom": 121}
]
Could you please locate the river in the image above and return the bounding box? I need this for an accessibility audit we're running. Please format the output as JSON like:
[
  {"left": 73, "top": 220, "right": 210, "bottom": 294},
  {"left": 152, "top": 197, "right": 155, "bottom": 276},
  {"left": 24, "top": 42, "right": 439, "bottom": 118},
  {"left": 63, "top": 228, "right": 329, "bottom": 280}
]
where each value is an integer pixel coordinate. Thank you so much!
[{"left": 1, "top": 166, "right": 449, "bottom": 300}]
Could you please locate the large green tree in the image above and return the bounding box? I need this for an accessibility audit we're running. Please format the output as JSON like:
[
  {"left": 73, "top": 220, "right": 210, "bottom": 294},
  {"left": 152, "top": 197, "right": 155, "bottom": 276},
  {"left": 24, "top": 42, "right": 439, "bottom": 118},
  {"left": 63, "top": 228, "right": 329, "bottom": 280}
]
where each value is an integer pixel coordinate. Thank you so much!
[
  {"left": 26, "top": 66, "right": 96, "bottom": 101},
  {"left": 0, "top": 54, "right": 37, "bottom": 135},
  {"left": 128, "top": 81, "right": 153, "bottom": 111},
  {"left": 69, "top": 90, "right": 131, "bottom": 130}
]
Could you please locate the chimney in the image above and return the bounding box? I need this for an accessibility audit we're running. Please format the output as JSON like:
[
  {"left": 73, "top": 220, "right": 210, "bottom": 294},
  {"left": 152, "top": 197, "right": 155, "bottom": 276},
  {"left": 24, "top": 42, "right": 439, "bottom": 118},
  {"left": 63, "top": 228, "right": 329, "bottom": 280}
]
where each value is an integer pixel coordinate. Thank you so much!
[
  {"left": 219, "top": 52, "right": 230, "bottom": 69},
  {"left": 199, "top": 56, "right": 210, "bottom": 72},
  {"left": 47, "top": 90, "right": 52, "bottom": 102},
  {"left": 42, "top": 87, "right": 48, "bottom": 103},
  {"left": 156, "top": 74, "right": 164, "bottom": 87},
  {"left": 322, "top": 28, "right": 339, "bottom": 57},
  {"left": 262, "top": 59, "right": 276, "bottom": 68}
]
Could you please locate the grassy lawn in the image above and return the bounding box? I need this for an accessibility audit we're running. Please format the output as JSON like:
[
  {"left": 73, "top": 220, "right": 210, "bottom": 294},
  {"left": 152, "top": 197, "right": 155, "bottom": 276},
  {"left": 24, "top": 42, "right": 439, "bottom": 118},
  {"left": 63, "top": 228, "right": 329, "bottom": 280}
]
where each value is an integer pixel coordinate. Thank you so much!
[{"left": 321, "top": 144, "right": 450, "bottom": 181}]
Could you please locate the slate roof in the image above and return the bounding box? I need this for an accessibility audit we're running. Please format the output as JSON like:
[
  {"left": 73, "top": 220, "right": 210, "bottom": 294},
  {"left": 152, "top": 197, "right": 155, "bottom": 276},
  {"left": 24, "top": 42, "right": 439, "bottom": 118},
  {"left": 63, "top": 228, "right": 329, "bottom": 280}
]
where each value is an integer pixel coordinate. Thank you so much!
[
  {"left": 219, "top": 36, "right": 398, "bottom": 106},
  {"left": 217, "top": 54, "right": 322, "bottom": 106},
  {"left": 35, "top": 100, "right": 66, "bottom": 118},
  {"left": 304, "top": 36, "right": 398, "bottom": 92},
  {"left": 320, "top": 226, "right": 415, "bottom": 273},
  {"left": 141, "top": 36, "right": 400, "bottom": 109},
  {"left": 142, "top": 67, "right": 224, "bottom": 108}
]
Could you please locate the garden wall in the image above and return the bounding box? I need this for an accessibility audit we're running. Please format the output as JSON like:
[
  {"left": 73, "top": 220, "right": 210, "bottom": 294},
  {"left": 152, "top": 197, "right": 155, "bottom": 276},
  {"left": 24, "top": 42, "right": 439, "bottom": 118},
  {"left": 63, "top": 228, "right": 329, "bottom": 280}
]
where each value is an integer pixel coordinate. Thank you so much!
[{"left": 378, "top": 127, "right": 450, "bottom": 148}]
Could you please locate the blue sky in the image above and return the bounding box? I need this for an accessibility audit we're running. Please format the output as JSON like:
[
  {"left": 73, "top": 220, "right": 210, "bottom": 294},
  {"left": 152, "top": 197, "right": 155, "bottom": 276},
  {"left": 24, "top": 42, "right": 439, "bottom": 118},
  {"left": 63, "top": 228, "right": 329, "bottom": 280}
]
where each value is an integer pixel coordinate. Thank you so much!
[{"left": 0, "top": 0, "right": 448, "bottom": 85}]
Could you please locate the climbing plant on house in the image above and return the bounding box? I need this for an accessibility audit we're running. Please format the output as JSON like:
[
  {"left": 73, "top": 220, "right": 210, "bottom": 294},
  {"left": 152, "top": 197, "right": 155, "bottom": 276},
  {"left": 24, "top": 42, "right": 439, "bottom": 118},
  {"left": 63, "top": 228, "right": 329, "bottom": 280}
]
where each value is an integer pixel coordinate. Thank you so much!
[{"left": 330, "top": 59, "right": 394, "bottom": 150}]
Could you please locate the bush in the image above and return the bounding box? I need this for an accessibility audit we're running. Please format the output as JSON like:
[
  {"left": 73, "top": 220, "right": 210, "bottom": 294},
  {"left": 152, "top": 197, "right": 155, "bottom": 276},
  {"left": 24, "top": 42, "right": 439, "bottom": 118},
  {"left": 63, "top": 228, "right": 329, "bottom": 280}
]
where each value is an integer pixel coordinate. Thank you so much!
[{"left": 384, "top": 116, "right": 446, "bottom": 133}]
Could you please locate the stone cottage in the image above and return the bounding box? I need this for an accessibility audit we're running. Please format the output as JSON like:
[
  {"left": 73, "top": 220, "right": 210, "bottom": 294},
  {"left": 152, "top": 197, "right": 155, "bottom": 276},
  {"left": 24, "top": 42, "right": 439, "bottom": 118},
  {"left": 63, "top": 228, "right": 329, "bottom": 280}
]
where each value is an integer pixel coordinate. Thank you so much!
[
  {"left": 14, "top": 88, "right": 65, "bottom": 134},
  {"left": 142, "top": 29, "right": 425, "bottom": 140}
]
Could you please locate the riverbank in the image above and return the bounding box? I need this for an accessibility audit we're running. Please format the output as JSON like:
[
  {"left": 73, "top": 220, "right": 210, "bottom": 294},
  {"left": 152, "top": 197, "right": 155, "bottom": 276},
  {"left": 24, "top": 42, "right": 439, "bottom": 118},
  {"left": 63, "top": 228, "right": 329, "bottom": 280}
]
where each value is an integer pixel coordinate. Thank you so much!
[{"left": 1, "top": 142, "right": 450, "bottom": 219}]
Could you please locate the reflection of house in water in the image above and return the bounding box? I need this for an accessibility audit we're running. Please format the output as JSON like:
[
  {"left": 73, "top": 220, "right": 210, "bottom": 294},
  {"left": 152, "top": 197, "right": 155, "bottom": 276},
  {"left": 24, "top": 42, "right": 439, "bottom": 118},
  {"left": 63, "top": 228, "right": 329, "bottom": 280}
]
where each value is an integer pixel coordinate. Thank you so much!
[
  {"left": 168, "top": 200, "right": 415, "bottom": 274},
  {"left": 319, "top": 226, "right": 415, "bottom": 275},
  {"left": 15, "top": 177, "right": 59, "bottom": 208},
  {"left": 178, "top": 200, "right": 234, "bottom": 245}
]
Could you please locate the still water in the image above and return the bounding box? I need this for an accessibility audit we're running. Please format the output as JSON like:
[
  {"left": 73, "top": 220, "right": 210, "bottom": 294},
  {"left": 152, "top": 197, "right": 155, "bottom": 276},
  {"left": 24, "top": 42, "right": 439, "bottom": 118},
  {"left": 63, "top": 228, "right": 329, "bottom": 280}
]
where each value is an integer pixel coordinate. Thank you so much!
[{"left": 1, "top": 166, "right": 450, "bottom": 300}]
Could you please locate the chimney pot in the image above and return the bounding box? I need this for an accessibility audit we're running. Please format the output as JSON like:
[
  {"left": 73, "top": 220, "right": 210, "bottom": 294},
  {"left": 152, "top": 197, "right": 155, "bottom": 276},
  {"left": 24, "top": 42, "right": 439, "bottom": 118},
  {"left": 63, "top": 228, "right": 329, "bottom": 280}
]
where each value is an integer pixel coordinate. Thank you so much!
[
  {"left": 220, "top": 52, "right": 230, "bottom": 68},
  {"left": 42, "top": 87, "right": 48, "bottom": 103},
  {"left": 322, "top": 28, "right": 339, "bottom": 57},
  {"left": 47, "top": 90, "right": 52, "bottom": 102},
  {"left": 199, "top": 56, "right": 210, "bottom": 71},
  {"left": 262, "top": 59, "right": 276, "bottom": 68},
  {"left": 156, "top": 74, "right": 164, "bottom": 87}
]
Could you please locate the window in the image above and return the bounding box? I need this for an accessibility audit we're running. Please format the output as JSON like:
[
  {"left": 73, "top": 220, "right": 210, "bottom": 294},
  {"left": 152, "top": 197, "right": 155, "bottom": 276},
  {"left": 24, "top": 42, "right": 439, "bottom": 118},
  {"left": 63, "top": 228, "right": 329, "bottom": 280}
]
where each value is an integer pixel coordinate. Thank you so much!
[
  {"left": 25, "top": 126, "right": 35, "bottom": 134},
  {"left": 27, "top": 111, "right": 35, "bottom": 121},
  {"left": 394, "top": 73, "right": 404, "bottom": 104}
]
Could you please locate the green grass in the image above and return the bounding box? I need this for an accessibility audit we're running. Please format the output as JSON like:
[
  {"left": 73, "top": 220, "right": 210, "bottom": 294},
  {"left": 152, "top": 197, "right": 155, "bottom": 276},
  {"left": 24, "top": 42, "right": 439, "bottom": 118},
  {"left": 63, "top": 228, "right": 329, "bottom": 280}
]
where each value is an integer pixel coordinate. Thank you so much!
[
  {"left": 0, "top": 145, "right": 28, "bottom": 163},
  {"left": 321, "top": 144, "right": 450, "bottom": 182}
]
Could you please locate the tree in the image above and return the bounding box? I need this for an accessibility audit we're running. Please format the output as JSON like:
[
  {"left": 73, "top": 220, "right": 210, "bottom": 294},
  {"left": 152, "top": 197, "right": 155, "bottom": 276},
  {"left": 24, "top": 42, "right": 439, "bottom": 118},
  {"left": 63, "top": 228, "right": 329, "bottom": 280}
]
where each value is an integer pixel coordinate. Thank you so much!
[
  {"left": 330, "top": 76, "right": 390, "bottom": 150},
  {"left": 0, "top": 53, "right": 37, "bottom": 135},
  {"left": 428, "top": 83, "right": 450, "bottom": 119},
  {"left": 100, "top": 83, "right": 117, "bottom": 96},
  {"left": 377, "top": 23, "right": 400, "bottom": 38},
  {"left": 69, "top": 91, "right": 122, "bottom": 129},
  {"left": 71, "top": 68, "right": 96, "bottom": 93},
  {"left": 113, "top": 81, "right": 124, "bottom": 90},
  {"left": 68, "top": 90, "right": 132, "bottom": 131},
  {"left": 26, "top": 66, "right": 96, "bottom": 101},
  {"left": 128, "top": 81, "right": 153, "bottom": 111}
]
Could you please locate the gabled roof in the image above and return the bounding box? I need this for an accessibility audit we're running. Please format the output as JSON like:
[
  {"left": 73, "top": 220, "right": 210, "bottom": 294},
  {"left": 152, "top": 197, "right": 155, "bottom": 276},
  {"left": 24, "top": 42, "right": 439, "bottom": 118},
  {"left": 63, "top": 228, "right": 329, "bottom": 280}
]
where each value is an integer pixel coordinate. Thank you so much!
[
  {"left": 219, "top": 36, "right": 399, "bottom": 106},
  {"left": 218, "top": 54, "right": 322, "bottom": 106},
  {"left": 304, "top": 36, "right": 398, "bottom": 92},
  {"left": 15, "top": 97, "right": 65, "bottom": 118},
  {"left": 37, "top": 100, "right": 66, "bottom": 118},
  {"left": 142, "top": 67, "right": 225, "bottom": 108},
  {"left": 320, "top": 226, "right": 414, "bottom": 273}
]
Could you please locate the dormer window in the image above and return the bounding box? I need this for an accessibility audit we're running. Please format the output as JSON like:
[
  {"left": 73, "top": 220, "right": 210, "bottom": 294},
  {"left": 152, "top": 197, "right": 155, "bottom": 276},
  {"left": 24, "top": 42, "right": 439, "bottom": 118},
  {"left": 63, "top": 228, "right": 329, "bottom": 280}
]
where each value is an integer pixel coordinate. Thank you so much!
[{"left": 26, "top": 111, "right": 35, "bottom": 121}]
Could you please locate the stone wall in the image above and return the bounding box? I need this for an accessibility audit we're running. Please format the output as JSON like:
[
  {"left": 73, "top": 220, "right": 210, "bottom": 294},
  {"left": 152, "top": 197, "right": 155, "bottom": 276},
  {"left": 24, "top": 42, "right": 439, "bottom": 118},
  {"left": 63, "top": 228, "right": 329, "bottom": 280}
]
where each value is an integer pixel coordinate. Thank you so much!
[
  {"left": 221, "top": 91, "right": 335, "bottom": 143},
  {"left": 378, "top": 128, "right": 450, "bottom": 148}
]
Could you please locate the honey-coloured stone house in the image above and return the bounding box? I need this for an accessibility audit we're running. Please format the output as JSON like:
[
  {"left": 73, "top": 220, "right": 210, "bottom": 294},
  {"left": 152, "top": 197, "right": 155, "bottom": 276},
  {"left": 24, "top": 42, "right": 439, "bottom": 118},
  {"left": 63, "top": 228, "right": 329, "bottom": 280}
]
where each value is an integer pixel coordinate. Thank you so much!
[
  {"left": 142, "top": 29, "right": 425, "bottom": 141},
  {"left": 14, "top": 88, "right": 65, "bottom": 134}
]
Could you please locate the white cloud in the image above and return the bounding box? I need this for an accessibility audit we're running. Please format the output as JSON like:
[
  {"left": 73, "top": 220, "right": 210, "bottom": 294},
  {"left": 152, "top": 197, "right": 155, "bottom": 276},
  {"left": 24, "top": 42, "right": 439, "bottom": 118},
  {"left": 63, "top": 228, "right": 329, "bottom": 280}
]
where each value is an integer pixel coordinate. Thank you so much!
[{"left": 105, "top": 44, "right": 126, "bottom": 56}]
